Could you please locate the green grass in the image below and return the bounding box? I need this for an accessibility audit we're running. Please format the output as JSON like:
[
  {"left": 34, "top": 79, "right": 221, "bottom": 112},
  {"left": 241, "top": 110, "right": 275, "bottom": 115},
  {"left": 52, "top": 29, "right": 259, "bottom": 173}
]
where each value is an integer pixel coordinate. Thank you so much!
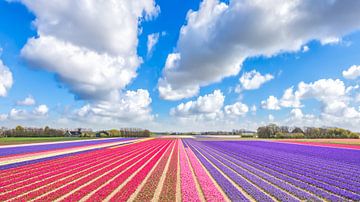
[{"left": 0, "top": 137, "right": 99, "bottom": 145}]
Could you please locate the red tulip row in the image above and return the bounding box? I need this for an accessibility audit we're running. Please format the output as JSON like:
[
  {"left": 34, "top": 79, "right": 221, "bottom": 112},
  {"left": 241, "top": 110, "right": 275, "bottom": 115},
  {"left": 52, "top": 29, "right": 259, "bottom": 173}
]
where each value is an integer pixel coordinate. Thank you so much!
[
  {"left": 0, "top": 145, "right": 132, "bottom": 189},
  {"left": 0, "top": 140, "right": 131, "bottom": 179},
  {"left": 31, "top": 141, "right": 164, "bottom": 202},
  {"left": 0, "top": 140, "right": 160, "bottom": 201},
  {"left": 133, "top": 140, "right": 174, "bottom": 201},
  {"left": 58, "top": 140, "right": 171, "bottom": 202},
  {"left": 107, "top": 141, "right": 175, "bottom": 201},
  {"left": 159, "top": 139, "right": 179, "bottom": 201},
  {"left": 1, "top": 140, "right": 153, "bottom": 189}
]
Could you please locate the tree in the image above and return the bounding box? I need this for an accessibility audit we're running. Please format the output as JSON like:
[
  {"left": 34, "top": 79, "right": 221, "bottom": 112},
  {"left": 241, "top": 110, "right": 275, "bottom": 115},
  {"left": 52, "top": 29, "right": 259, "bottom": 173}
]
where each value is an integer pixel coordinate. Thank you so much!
[
  {"left": 291, "top": 127, "right": 304, "bottom": 134},
  {"left": 143, "top": 129, "right": 151, "bottom": 137}
]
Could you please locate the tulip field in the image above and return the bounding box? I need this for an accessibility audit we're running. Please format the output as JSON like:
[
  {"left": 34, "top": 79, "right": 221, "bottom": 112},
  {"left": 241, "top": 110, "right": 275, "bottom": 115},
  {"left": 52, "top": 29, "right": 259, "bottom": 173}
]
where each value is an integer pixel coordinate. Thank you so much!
[{"left": 0, "top": 138, "right": 360, "bottom": 201}]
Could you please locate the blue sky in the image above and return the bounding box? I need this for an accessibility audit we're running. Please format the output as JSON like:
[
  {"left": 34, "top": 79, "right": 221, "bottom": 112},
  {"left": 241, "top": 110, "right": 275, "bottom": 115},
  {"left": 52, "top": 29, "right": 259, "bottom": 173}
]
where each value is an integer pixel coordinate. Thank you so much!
[{"left": 1, "top": 0, "right": 360, "bottom": 131}]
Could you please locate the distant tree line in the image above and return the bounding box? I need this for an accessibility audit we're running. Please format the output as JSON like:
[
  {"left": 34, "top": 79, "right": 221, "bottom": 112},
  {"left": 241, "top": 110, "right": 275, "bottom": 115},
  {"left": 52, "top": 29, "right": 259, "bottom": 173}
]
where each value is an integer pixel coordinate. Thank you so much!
[
  {"left": 257, "top": 124, "right": 359, "bottom": 139},
  {"left": 95, "top": 128, "right": 151, "bottom": 138},
  {"left": 1, "top": 126, "right": 64, "bottom": 137},
  {"left": 0, "top": 126, "right": 151, "bottom": 138}
]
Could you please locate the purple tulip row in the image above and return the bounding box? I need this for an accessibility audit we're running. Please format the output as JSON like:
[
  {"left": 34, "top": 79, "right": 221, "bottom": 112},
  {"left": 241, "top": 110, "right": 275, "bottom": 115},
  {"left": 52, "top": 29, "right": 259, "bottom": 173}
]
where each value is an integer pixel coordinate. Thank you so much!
[
  {"left": 219, "top": 142, "right": 360, "bottom": 192},
  {"left": 199, "top": 143, "right": 321, "bottom": 201},
  {"left": 208, "top": 142, "right": 344, "bottom": 201},
  {"left": 222, "top": 141, "right": 360, "bottom": 179},
  {"left": 189, "top": 142, "right": 299, "bottom": 202},
  {"left": 0, "top": 138, "right": 132, "bottom": 157},
  {"left": 239, "top": 141, "right": 360, "bottom": 165},
  {"left": 215, "top": 142, "right": 360, "bottom": 194},
  {"left": 229, "top": 142, "right": 360, "bottom": 183},
  {"left": 202, "top": 141, "right": 360, "bottom": 201},
  {"left": 188, "top": 143, "right": 250, "bottom": 201}
]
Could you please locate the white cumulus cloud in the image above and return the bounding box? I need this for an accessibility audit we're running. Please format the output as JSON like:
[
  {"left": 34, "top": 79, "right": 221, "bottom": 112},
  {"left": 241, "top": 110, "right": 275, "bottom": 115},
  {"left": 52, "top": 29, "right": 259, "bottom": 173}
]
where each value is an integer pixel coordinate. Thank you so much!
[
  {"left": 0, "top": 59, "right": 13, "bottom": 97},
  {"left": 19, "top": 0, "right": 159, "bottom": 100},
  {"left": 74, "top": 89, "right": 154, "bottom": 124},
  {"left": 159, "top": 0, "right": 360, "bottom": 100},
  {"left": 147, "top": 32, "right": 160, "bottom": 55},
  {"left": 342, "top": 65, "right": 360, "bottom": 80},
  {"left": 238, "top": 70, "right": 273, "bottom": 91},
  {"left": 261, "top": 96, "right": 280, "bottom": 110},
  {"left": 170, "top": 90, "right": 224, "bottom": 121},
  {"left": 33, "top": 104, "right": 49, "bottom": 116},
  {"left": 17, "top": 95, "right": 36, "bottom": 106},
  {"left": 224, "top": 102, "right": 249, "bottom": 116}
]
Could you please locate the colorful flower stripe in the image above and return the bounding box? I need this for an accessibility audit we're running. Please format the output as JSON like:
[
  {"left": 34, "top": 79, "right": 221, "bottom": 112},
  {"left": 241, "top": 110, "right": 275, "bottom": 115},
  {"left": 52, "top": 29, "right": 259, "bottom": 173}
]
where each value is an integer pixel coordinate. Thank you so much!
[
  {"left": 187, "top": 141, "right": 249, "bottom": 201},
  {"left": 185, "top": 147, "right": 226, "bottom": 201},
  {"left": 58, "top": 141, "right": 170, "bottom": 202},
  {"left": 107, "top": 141, "right": 174, "bottom": 201},
  {"left": 197, "top": 140, "right": 360, "bottom": 201},
  {"left": 0, "top": 144, "right": 131, "bottom": 188},
  {"left": 179, "top": 140, "right": 201, "bottom": 201},
  {"left": 0, "top": 138, "right": 135, "bottom": 169},
  {"left": 216, "top": 141, "right": 360, "bottom": 196},
  {"left": 202, "top": 144, "right": 320, "bottom": 201},
  {"left": 0, "top": 142, "right": 147, "bottom": 193},
  {"left": 209, "top": 143, "right": 343, "bottom": 201},
  {"left": 0, "top": 139, "right": 133, "bottom": 177},
  {"left": 28, "top": 141, "right": 161, "bottom": 201},
  {"left": 240, "top": 142, "right": 360, "bottom": 182},
  {"left": 133, "top": 140, "right": 175, "bottom": 201},
  {"left": 1, "top": 141, "right": 158, "bottom": 201},
  {"left": 278, "top": 140, "right": 360, "bottom": 150},
  {"left": 190, "top": 142, "right": 274, "bottom": 202},
  {"left": 0, "top": 140, "right": 150, "bottom": 186},
  {"left": 194, "top": 143, "right": 299, "bottom": 202},
  {"left": 159, "top": 139, "right": 179, "bottom": 201},
  {"left": 0, "top": 148, "right": 99, "bottom": 171},
  {"left": 2, "top": 138, "right": 360, "bottom": 201},
  {"left": 0, "top": 137, "right": 133, "bottom": 156}
]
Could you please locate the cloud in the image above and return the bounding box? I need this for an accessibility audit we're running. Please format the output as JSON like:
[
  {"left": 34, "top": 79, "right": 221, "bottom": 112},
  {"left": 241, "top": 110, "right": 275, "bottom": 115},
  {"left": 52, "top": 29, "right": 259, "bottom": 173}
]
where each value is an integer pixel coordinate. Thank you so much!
[
  {"left": 170, "top": 90, "right": 224, "bottom": 121},
  {"left": 147, "top": 33, "right": 160, "bottom": 55},
  {"left": 158, "top": 0, "right": 360, "bottom": 100},
  {"left": 170, "top": 89, "right": 256, "bottom": 130},
  {"left": 342, "top": 65, "right": 360, "bottom": 80},
  {"left": 33, "top": 104, "right": 49, "bottom": 115},
  {"left": 16, "top": 95, "right": 36, "bottom": 106},
  {"left": 2, "top": 104, "right": 49, "bottom": 120},
  {"left": 19, "top": 0, "right": 159, "bottom": 100},
  {"left": 224, "top": 102, "right": 249, "bottom": 116},
  {"left": 261, "top": 96, "right": 281, "bottom": 110},
  {"left": 279, "top": 87, "right": 302, "bottom": 108},
  {"left": 264, "top": 78, "right": 360, "bottom": 130},
  {"left": 0, "top": 59, "right": 13, "bottom": 97},
  {"left": 262, "top": 79, "right": 344, "bottom": 110},
  {"left": 237, "top": 70, "right": 273, "bottom": 91},
  {"left": 74, "top": 89, "right": 154, "bottom": 124},
  {"left": 302, "top": 45, "right": 309, "bottom": 52}
]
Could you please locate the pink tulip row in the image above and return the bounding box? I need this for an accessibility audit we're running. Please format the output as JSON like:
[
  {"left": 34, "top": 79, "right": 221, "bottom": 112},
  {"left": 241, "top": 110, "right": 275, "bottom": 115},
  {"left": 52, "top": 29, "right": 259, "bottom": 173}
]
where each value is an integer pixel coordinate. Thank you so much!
[
  {"left": 185, "top": 146, "right": 226, "bottom": 201},
  {"left": 179, "top": 140, "right": 201, "bottom": 201}
]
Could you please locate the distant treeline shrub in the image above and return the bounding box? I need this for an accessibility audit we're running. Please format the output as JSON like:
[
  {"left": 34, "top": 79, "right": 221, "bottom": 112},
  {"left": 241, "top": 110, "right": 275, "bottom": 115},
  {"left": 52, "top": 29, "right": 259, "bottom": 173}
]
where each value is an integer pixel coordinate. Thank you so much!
[
  {"left": 257, "top": 124, "right": 359, "bottom": 139},
  {"left": 2, "top": 126, "right": 64, "bottom": 137},
  {"left": 107, "top": 128, "right": 151, "bottom": 137}
]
